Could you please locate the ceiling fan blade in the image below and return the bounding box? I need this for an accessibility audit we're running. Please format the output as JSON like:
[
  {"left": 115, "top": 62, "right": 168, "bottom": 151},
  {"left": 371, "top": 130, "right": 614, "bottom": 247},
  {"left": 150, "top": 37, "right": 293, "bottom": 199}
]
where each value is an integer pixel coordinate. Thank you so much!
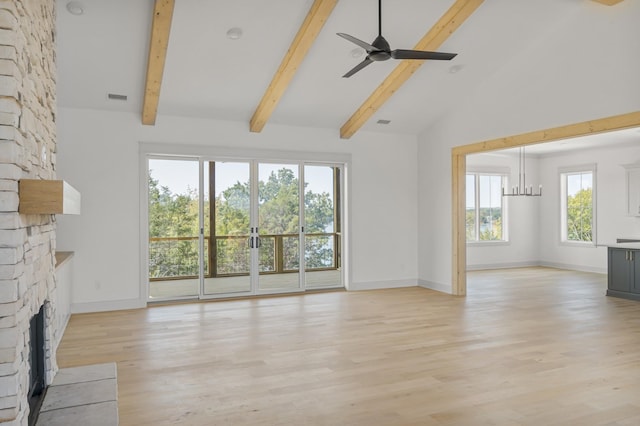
[
  {"left": 342, "top": 57, "right": 373, "bottom": 78},
  {"left": 391, "top": 49, "right": 457, "bottom": 61},
  {"left": 337, "top": 33, "right": 377, "bottom": 52}
]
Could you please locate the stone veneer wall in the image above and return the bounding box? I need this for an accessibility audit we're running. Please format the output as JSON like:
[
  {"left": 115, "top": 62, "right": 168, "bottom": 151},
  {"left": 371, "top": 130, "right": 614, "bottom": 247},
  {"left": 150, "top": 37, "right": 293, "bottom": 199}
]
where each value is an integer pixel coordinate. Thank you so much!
[{"left": 0, "top": 1, "right": 60, "bottom": 425}]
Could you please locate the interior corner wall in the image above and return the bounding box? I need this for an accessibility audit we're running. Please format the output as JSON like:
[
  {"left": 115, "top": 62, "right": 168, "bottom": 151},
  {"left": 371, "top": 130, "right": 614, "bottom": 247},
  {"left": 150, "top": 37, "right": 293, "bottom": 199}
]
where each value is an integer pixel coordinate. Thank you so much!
[
  {"left": 55, "top": 109, "right": 419, "bottom": 311},
  {"left": 465, "top": 152, "right": 541, "bottom": 270},
  {"left": 537, "top": 144, "right": 640, "bottom": 274},
  {"left": 417, "top": 1, "right": 640, "bottom": 291}
]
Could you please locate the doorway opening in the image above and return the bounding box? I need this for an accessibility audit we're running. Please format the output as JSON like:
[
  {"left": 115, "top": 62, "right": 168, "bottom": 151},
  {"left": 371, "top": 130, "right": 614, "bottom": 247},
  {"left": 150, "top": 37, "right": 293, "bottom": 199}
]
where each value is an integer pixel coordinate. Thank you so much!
[{"left": 452, "top": 111, "right": 640, "bottom": 296}]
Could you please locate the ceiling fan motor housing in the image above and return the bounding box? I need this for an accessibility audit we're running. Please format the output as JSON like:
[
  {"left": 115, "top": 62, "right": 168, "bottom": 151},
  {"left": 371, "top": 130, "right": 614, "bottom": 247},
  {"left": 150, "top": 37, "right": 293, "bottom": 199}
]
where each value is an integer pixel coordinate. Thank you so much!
[{"left": 369, "top": 35, "right": 391, "bottom": 61}]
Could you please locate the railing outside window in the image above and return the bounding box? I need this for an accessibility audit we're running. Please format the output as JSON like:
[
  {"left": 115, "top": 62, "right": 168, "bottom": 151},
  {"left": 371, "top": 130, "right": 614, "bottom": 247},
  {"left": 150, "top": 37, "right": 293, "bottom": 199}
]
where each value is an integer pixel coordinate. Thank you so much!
[{"left": 149, "top": 233, "right": 339, "bottom": 281}]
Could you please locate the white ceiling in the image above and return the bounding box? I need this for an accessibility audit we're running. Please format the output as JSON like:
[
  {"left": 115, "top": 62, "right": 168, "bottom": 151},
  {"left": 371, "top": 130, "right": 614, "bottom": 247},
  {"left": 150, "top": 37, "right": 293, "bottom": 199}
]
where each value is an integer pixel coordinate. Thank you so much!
[{"left": 56, "top": 0, "right": 639, "bottom": 144}]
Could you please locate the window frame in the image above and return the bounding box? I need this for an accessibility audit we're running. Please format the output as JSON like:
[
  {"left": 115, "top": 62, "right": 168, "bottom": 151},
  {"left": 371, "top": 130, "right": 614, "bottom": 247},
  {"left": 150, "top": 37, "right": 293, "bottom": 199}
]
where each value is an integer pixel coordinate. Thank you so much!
[
  {"left": 466, "top": 168, "right": 509, "bottom": 245},
  {"left": 559, "top": 164, "right": 597, "bottom": 247}
]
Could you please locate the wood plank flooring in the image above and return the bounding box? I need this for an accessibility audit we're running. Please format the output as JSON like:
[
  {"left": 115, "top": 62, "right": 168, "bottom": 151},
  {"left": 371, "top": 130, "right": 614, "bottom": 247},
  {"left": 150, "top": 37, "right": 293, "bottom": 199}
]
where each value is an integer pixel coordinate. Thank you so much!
[
  {"left": 56, "top": 267, "right": 640, "bottom": 425},
  {"left": 149, "top": 269, "right": 342, "bottom": 299}
]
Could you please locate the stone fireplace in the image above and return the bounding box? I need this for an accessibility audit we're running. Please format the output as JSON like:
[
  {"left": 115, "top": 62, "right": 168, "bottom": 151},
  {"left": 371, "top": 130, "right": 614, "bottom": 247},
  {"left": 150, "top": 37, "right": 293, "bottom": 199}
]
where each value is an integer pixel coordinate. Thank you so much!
[{"left": 0, "top": 1, "right": 65, "bottom": 425}]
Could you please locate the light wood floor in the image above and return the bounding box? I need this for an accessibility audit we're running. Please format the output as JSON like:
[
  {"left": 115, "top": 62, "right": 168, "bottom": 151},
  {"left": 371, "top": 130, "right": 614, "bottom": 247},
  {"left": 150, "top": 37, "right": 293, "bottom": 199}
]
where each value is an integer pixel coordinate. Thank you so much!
[
  {"left": 150, "top": 269, "right": 343, "bottom": 299},
  {"left": 56, "top": 267, "right": 640, "bottom": 425}
]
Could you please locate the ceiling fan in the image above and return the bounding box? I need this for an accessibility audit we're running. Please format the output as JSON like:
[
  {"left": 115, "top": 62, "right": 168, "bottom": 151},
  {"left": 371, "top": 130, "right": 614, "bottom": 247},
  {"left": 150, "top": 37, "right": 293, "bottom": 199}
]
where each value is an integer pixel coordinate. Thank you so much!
[{"left": 337, "top": 0, "right": 458, "bottom": 78}]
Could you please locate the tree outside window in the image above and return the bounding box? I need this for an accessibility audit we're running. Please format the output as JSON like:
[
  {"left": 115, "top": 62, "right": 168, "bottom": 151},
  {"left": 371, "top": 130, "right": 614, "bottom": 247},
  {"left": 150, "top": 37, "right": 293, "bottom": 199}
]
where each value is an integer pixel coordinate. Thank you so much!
[
  {"left": 466, "top": 173, "right": 507, "bottom": 242},
  {"left": 148, "top": 165, "right": 336, "bottom": 279},
  {"left": 561, "top": 170, "right": 595, "bottom": 243}
]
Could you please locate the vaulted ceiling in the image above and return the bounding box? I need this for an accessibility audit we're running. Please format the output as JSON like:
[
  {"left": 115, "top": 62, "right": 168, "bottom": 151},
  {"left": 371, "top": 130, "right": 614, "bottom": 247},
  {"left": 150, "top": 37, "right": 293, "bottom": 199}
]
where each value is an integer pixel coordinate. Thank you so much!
[{"left": 56, "top": 0, "right": 631, "bottom": 139}]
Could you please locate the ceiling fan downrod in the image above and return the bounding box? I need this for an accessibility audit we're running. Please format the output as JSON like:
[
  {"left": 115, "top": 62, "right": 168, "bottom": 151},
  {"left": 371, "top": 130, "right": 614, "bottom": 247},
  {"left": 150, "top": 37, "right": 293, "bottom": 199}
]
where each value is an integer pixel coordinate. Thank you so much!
[{"left": 378, "top": 0, "right": 382, "bottom": 37}]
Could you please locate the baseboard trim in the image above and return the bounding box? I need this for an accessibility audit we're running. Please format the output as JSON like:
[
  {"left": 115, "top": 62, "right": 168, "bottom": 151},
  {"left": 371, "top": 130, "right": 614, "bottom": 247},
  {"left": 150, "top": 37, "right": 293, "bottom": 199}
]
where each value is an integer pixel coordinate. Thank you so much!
[
  {"left": 417, "top": 279, "right": 451, "bottom": 294},
  {"left": 349, "top": 279, "right": 417, "bottom": 291},
  {"left": 466, "top": 261, "right": 539, "bottom": 271},
  {"left": 539, "top": 261, "right": 606, "bottom": 275},
  {"left": 71, "top": 298, "right": 145, "bottom": 314},
  {"left": 466, "top": 261, "right": 607, "bottom": 275}
]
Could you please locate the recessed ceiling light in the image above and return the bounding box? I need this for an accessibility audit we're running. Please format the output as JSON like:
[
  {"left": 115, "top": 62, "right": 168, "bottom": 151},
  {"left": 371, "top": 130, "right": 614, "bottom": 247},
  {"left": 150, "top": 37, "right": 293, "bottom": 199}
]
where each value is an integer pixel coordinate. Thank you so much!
[
  {"left": 226, "top": 27, "right": 243, "bottom": 40},
  {"left": 66, "top": 1, "right": 84, "bottom": 15},
  {"left": 350, "top": 48, "right": 364, "bottom": 59},
  {"left": 448, "top": 64, "right": 464, "bottom": 74},
  {"left": 377, "top": 119, "right": 391, "bottom": 125}
]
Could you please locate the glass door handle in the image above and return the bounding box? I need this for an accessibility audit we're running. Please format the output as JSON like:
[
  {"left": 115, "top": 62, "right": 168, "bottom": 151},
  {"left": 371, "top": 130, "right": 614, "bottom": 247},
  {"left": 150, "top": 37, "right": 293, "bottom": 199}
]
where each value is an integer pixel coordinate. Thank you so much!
[{"left": 248, "top": 236, "right": 261, "bottom": 248}]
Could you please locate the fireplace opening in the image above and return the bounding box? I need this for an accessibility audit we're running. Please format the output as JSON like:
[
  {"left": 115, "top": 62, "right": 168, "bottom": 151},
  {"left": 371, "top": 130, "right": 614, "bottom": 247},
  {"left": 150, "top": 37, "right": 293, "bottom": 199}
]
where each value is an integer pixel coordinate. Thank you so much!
[{"left": 27, "top": 305, "right": 47, "bottom": 426}]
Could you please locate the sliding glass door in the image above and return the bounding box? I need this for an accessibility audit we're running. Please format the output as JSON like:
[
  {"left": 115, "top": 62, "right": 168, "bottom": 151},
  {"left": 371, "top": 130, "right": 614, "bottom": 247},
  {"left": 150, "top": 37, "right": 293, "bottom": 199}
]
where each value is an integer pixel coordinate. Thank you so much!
[
  {"left": 203, "top": 161, "right": 252, "bottom": 295},
  {"left": 257, "top": 163, "right": 301, "bottom": 292},
  {"left": 146, "top": 157, "right": 344, "bottom": 301},
  {"left": 304, "top": 165, "right": 342, "bottom": 289},
  {"left": 148, "top": 158, "right": 200, "bottom": 299}
]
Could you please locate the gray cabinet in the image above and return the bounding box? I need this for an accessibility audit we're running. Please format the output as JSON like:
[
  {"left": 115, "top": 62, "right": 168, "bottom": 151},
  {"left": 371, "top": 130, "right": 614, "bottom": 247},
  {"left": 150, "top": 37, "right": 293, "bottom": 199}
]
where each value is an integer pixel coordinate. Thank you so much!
[{"left": 607, "top": 248, "right": 640, "bottom": 300}]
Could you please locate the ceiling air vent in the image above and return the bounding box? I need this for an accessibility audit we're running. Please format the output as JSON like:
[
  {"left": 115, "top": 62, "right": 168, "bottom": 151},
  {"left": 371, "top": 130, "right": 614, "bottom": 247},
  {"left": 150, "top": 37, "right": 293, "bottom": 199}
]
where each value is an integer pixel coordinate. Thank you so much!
[
  {"left": 376, "top": 119, "right": 391, "bottom": 125},
  {"left": 107, "top": 93, "right": 128, "bottom": 101}
]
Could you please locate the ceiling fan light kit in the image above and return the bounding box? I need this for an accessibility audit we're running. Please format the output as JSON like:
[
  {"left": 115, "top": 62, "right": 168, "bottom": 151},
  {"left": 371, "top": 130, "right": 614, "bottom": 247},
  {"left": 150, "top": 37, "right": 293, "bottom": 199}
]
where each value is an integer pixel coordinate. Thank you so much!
[{"left": 337, "top": 0, "right": 457, "bottom": 77}]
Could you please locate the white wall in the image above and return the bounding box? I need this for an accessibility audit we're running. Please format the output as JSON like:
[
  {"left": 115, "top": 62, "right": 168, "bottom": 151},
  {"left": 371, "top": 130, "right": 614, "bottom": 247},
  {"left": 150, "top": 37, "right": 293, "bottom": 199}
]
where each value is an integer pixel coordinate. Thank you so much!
[
  {"left": 417, "top": 1, "right": 640, "bottom": 291},
  {"left": 465, "top": 152, "right": 540, "bottom": 269},
  {"left": 538, "top": 144, "right": 640, "bottom": 273},
  {"left": 56, "top": 108, "right": 419, "bottom": 311}
]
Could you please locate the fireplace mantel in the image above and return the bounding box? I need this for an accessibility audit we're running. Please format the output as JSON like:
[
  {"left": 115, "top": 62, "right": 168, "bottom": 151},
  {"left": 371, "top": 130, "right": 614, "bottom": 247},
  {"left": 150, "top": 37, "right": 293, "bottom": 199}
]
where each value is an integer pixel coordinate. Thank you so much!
[{"left": 18, "top": 180, "right": 81, "bottom": 215}]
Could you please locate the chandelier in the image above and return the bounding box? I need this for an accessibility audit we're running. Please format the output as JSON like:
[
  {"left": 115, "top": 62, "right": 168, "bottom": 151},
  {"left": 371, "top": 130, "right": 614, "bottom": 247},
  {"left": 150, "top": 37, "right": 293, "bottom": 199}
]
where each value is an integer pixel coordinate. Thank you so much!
[{"left": 502, "top": 146, "right": 542, "bottom": 197}]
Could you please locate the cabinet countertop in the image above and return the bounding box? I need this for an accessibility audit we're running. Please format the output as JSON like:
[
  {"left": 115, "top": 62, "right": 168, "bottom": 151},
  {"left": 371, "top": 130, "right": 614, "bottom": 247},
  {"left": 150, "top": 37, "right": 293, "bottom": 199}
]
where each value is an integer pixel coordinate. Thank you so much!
[{"left": 603, "top": 243, "right": 640, "bottom": 250}]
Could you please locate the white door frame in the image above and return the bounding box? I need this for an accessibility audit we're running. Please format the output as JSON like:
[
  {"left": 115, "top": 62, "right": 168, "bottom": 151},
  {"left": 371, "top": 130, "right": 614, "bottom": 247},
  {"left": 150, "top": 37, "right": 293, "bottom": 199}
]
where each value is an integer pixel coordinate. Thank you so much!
[{"left": 139, "top": 142, "right": 351, "bottom": 304}]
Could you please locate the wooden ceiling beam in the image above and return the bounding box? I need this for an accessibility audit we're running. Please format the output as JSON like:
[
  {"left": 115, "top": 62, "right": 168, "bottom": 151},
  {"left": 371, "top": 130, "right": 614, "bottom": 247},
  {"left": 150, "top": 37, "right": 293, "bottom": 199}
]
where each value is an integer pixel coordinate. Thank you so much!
[
  {"left": 250, "top": 0, "right": 338, "bottom": 133},
  {"left": 142, "top": 0, "right": 175, "bottom": 126},
  {"left": 340, "top": 0, "right": 484, "bottom": 139},
  {"left": 452, "top": 111, "right": 640, "bottom": 156}
]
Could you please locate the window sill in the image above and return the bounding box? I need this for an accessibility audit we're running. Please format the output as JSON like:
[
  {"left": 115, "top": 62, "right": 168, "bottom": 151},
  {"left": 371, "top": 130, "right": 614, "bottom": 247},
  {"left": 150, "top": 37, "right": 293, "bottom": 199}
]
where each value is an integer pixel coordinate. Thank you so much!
[
  {"left": 467, "top": 241, "right": 510, "bottom": 247},
  {"left": 559, "top": 241, "right": 597, "bottom": 248}
]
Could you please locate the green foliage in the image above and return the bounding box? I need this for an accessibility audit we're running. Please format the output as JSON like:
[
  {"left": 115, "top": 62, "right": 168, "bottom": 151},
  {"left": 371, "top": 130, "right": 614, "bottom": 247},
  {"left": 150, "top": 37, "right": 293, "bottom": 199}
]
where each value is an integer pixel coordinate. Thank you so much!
[
  {"left": 466, "top": 209, "right": 475, "bottom": 241},
  {"left": 148, "top": 173, "right": 201, "bottom": 278},
  {"left": 259, "top": 168, "right": 300, "bottom": 234},
  {"left": 567, "top": 188, "right": 592, "bottom": 242},
  {"left": 466, "top": 207, "right": 502, "bottom": 241},
  {"left": 216, "top": 181, "right": 250, "bottom": 236},
  {"left": 214, "top": 181, "right": 251, "bottom": 274},
  {"left": 148, "top": 167, "right": 337, "bottom": 279},
  {"left": 479, "top": 215, "right": 502, "bottom": 241},
  {"left": 305, "top": 190, "right": 334, "bottom": 233},
  {"left": 148, "top": 174, "right": 198, "bottom": 238},
  {"left": 303, "top": 187, "right": 335, "bottom": 269}
]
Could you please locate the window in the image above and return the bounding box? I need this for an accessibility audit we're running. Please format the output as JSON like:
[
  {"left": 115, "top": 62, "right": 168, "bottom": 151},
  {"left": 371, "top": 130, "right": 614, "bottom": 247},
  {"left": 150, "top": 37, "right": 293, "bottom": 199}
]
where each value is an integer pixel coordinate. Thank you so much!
[
  {"left": 466, "top": 172, "right": 507, "bottom": 242},
  {"left": 560, "top": 166, "right": 596, "bottom": 244}
]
